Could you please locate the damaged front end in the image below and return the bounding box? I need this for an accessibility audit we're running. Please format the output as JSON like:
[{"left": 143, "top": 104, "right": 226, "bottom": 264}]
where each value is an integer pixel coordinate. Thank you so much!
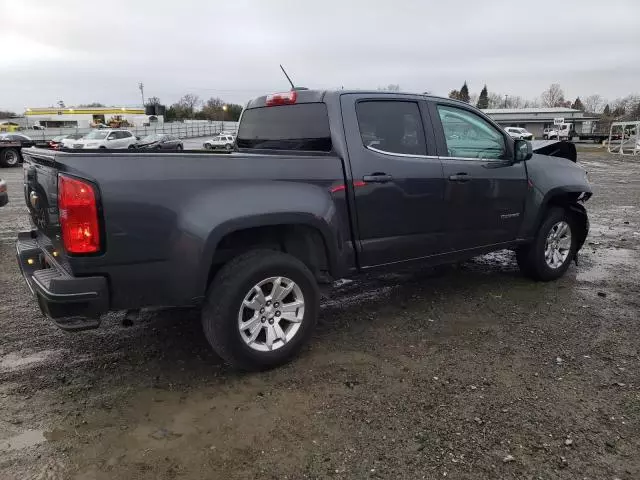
[{"left": 531, "top": 140, "right": 577, "bottom": 162}]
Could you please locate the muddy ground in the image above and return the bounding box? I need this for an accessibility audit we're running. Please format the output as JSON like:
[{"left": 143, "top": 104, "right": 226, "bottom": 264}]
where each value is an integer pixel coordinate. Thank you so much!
[{"left": 1, "top": 149, "right": 639, "bottom": 480}]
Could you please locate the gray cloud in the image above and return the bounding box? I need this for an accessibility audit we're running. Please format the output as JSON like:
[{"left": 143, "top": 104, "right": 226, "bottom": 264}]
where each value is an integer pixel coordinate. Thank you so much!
[{"left": 1, "top": 0, "right": 639, "bottom": 112}]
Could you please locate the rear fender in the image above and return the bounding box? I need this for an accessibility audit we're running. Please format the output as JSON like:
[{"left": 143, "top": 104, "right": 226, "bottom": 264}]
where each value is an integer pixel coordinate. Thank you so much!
[{"left": 184, "top": 183, "right": 346, "bottom": 296}]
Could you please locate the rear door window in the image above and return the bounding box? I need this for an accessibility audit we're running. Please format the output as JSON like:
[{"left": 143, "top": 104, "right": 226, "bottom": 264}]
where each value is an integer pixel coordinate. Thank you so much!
[
  {"left": 355, "top": 101, "right": 427, "bottom": 156},
  {"left": 237, "top": 103, "right": 332, "bottom": 151}
]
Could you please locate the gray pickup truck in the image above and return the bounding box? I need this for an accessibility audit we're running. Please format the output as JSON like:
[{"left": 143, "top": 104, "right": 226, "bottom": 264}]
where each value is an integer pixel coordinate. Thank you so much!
[{"left": 17, "top": 89, "right": 591, "bottom": 369}]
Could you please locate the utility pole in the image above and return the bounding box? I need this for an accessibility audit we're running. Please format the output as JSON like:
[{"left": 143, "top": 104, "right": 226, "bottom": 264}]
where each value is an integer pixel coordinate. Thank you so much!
[
  {"left": 504, "top": 95, "right": 508, "bottom": 108},
  {"left": 138, "top": 82, "right": 145, "bottom": 106}
]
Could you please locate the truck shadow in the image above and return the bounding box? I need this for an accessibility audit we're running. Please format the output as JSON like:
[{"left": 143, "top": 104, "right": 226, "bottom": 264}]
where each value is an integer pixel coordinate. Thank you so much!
[{"left": 2, "top": 250, "right": 547, "bottom": 394}]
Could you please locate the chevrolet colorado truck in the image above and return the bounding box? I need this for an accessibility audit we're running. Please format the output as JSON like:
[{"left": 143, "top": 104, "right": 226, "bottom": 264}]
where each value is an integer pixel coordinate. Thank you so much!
[{"left": 16, "top": 89, "right": 591, "bottom": 369}]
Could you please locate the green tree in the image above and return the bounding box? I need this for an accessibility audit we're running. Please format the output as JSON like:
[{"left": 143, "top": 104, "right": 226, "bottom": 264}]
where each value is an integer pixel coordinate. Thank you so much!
[
  {"left": 0, "top": 110, "right": 17, "bottom": 118},
  {"left": 459, "top": 81, "right": 470, "bottom": 103},
  {"left": 603, "top": 104, "right": 611, "bottom": 116},
  {"left": 571, "top": 97, "right": 584, "bottom": 111},
  {"left": 77, "top": 102, "right": 105, "bottom": 108},
  {"left": 448, "top": 90, "right": 461, "bottom": 100},
  {"left": 477, "top": 85, "right": 489, "bottom": 109},
  {"left": 226, "top": 104, "right": 243, "bottom": 122}
]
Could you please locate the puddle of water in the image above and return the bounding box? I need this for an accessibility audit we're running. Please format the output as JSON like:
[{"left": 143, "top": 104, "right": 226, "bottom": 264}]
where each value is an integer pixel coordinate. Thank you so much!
[
  {"left": 0, "top": 430, "right": 46, "bottom": 452},
  {"left": 577, "top": 248, "right": 636, "bottom": 282},
  {"left": 0, "top": 350, "right": 62, "bottom": 372}
]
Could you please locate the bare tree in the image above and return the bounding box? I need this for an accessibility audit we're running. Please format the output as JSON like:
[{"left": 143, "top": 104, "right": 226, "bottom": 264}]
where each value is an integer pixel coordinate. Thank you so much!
[
  {"left": 378, "top": 84, "right": 400, "bottom": 92},
  {"left": 541, "top": 83, "right": 565, "bottom": 107},
  {"left": 178, "top": 94, "right": 201, "bottom": 113},
  {"left": 582, "top": 94, "right": 604, "bottom": 113},
  {"left": 146, "top": 96, "right": 162, "bottom": 106}
]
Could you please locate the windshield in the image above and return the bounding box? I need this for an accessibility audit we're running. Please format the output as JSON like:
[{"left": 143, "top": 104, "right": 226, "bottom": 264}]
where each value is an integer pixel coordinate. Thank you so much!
[
  {"left": 141, "top": 134, "right": 164, "bottom": 142},
  {"left": 84, "top": 131, "right": 109, "bottom": 140}
]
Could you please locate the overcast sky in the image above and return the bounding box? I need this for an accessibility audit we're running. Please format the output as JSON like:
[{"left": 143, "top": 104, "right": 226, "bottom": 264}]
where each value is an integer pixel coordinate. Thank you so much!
[{"left": 1, "top": 0, "right": 638, "bottom": 112}]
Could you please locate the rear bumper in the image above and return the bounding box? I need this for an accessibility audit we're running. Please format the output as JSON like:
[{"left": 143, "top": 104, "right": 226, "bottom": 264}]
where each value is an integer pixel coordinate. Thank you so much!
[{"left": 16, "top": 231, "right": 108, "bottom": 331}]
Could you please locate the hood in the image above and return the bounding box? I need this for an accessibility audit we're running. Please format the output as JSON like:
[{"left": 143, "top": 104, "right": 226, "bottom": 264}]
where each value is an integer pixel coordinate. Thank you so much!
[
  {"left": 136, "top": 141, "right": 160, "bottom": 148},
  {"left": 531, "top": 140, "right": 576, "bottom": 162}
]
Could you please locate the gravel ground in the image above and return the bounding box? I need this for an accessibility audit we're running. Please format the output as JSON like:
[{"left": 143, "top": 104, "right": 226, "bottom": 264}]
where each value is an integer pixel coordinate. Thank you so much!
[{"left": 0, "top": 149, "right": 639, "bottom": 480}]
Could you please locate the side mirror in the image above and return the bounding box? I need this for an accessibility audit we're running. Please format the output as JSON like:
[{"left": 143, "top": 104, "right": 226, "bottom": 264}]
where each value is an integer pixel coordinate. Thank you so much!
[{"left": 514, "top": 139, "right": 532, "bottom": 163}]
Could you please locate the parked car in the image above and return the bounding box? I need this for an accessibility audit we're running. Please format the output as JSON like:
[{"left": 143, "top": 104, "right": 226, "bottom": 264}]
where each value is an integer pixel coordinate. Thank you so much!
[
  {"left": 72, "top": 129, "right": 137, "bottom": 149},
  {"left": 0, "top": 178, "right": 7, "bottom": 207},
  {"left": 504, "top": 127, "right": 533, "bottom": 140},
  {"left": 135, "top": 134, "right": 183, "bottom": 150},
  {"left": 48, "top": 134, "right": 85, "bottom": 150},
  {"left": 17, "top": 89, "right": 591, "bottom": 370},
  {"left": 203, "top": 134, "right": 235, "bottom": 150}
]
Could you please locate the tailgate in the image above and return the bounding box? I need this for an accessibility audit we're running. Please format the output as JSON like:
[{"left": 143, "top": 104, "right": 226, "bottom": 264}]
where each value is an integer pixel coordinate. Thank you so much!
[{"left": 21, "top": 148, "right": 63, "bottom": 250}]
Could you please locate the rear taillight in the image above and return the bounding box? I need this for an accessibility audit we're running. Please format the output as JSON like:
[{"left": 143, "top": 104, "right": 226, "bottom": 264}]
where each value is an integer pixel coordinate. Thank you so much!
[
  {"left": 265, "top": 91, "right": 297, "bottom": 106},
  {"left": 58, "top": 174, "right": 100, "bottom": 254}
]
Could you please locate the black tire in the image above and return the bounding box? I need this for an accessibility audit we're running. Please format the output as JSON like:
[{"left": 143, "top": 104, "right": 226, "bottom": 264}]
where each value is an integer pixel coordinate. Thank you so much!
[
  {"left": 202, "top": 250, "right": 319, "bottom": 370},
  {"left": 1, "top": 148, "right": 21, "bottom": 167},
  {"left": 176, "top": 144, "right": 183, "bottom": 150},
  {"left": 204, "top": 144, "right": 213, "bottom": 150},
  {"left": 516, "top": 207, "right": 578, "bottom": 281},
  {"left": 225, "top": 143, "right": 232, "bottom": 151},
  {"left": 128, "top": 145, "right": 135, "bottom": 149}
]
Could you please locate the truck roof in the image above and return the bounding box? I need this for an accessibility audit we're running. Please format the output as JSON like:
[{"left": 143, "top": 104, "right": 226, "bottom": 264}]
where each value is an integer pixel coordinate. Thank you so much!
[{"left": 246, "top": 89, "right": 468, "bottom": 109}]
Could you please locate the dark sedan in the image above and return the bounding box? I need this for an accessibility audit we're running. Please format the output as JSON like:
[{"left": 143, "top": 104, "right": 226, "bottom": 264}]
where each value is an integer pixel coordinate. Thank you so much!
[
  {"left": 135, "top": 134, "right": 183, "bottom": 150},
  {"left": 0, "top": 133, "right": 36, "bottom": 148}
]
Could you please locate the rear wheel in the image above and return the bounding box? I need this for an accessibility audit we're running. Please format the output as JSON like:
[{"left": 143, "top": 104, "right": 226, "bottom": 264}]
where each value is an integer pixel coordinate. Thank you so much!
[
  {"left": 176, "top": 144, "right": 183, "bottom": 150},
  {"left": 1, "top": 148, "right": 20, "bottom": 167},
  {"left": 204, "top": 143, "right": 213, "bottom": 150},
  {"left": 202, "top": 250, "right": 319, "bottom": 370},
  {"left": 225, "top": 143, "right": 232, "bottom": 151},
  {"left": 517, "top": 207, "right": 577, "bottom": 281}
]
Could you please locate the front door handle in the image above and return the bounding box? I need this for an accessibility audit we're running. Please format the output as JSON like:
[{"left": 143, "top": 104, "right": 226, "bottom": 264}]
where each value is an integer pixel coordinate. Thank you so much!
[
  {"left": 363, "top": 173, "right": 393, "bottom": 183},
  {"left": 448, "top": 173, "right": 472, "bottom": 183}
]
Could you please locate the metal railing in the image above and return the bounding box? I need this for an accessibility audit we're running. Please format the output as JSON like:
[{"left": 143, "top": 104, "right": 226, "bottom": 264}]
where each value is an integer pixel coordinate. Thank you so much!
[{"left": 607, "top": 121, "right": 640, "bottom": 156}]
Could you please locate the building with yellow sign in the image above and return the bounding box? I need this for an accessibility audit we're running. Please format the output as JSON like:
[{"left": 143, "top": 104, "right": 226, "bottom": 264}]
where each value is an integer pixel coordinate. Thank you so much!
[{"left": 24, "top": 107, "right": 163, "bottom": 129}]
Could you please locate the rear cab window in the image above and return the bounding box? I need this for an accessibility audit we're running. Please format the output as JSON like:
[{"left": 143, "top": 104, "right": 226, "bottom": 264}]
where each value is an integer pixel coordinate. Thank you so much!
[{"left": 237, "top": 103, "right": 332, "bottom": 152}]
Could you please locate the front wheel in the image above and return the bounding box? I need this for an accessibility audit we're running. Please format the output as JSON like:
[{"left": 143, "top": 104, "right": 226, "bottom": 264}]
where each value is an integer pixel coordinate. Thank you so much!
[
  {"left": 202, "top": 250, "right": 319, "bottom": 370},
  {"left": 516, "top": 207, "right": 577, "bottom": 281}
]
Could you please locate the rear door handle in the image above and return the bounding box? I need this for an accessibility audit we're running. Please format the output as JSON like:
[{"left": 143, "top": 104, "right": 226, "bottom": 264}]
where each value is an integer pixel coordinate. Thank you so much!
[
  {"left": 363, "top": 173, "right": 393, "bottom": 183},
  {"left": 448, "top": 173, "right": 472, "bottom": 183}
]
